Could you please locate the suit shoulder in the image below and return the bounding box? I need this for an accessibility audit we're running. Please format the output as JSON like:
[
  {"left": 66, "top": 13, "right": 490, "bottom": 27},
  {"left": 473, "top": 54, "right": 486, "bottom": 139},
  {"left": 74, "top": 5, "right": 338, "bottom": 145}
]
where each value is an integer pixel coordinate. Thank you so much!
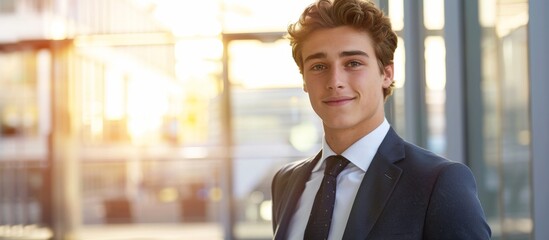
[
  {"left": 275, "top": 157, "right": 311, "bottom": 178},
  {"left": 398, "top": 141, "right": 474, "bottom": 178},
  {"left": 398, "top": 142, "right": 483, "bottom": 200},
  {"left": 272, "top": 155, "right": 316, "bottom": 194}
]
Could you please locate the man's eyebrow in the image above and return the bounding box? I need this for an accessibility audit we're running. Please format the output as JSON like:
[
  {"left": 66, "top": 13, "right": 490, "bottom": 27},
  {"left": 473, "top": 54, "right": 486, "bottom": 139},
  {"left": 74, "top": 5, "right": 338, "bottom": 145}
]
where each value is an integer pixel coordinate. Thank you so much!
[
  {"left": 304, "top": 51, "right": 370, "bottom": 63},
  {"left": 340, "top": 50, "right": 369, "bottom": 58},
  {"left": 303, "top": 52, "right": 327, "bottom": 63}
]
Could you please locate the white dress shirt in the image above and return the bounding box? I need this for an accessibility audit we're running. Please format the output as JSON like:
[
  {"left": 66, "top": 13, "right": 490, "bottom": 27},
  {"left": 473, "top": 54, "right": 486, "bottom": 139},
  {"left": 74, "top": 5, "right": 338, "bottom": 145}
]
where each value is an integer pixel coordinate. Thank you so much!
[{"left": 286, "top": 119, "right": 390, "bottom": 240}]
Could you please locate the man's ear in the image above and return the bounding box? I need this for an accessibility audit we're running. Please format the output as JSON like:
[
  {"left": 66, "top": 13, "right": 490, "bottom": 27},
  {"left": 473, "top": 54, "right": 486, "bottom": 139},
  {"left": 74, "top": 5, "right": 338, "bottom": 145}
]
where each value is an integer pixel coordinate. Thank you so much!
[
  {"left": 303, "top": 78, "right": 308, "bottom": 92},
  {"left": 382, "top": 64, "right": 394, "bottom": 88}
]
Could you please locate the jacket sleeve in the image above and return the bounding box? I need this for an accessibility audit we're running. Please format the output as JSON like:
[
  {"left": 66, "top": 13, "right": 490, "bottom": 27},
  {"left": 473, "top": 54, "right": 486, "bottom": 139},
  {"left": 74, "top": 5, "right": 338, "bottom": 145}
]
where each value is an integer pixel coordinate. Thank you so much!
[
  {"left": 271, "top": 169, "right": 283, "bottom": 232},
  {"left": 424, "top": 162, "right": 492, "bottom": 239},
  {"left": 271, "top": 164, "right": 293, "bottom": 232}
]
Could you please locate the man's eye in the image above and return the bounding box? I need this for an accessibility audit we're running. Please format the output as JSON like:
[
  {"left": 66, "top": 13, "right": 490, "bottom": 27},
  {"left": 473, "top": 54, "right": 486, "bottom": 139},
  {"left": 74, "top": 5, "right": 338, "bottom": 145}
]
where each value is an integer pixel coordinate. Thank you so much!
[
  {"left": 311, "top": 64, "right": 326, "bottom": 71},
  {"left": 347, "top": 61, "right": 362, "bottom": 67}
]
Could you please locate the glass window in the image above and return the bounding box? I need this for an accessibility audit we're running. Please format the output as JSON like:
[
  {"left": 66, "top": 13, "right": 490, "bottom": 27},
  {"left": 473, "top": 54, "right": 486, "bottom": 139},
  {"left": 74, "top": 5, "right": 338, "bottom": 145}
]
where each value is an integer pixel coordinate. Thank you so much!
[
  {"left": 423, "top": 0, "right": 445, "bottom": 30},
  {"left": 389, "top": 0, "right": 404, "bottom": 31},
  {"left": 227, "top": 38, "right": 321, "bottom": 239},
  {"left": 388, "top": 0, "right": 406, "bottom": 136},
  {"left": 391, "top": 36, "right": 406, "bottom": 135},
  {"left": 424, "top": 0, "right": 446, "bottom": 155},
  {"left": 478, "top": 0, "right": 531, "bottom": 239},
  {"left": 424, "top": 36, "right": 446, "bottom": 155},
  {"left": 221, "top": 0, "right": 313, "bottom": 33},
  {"left": 0, "top": 48, "right": 52, "bottom": 239}
]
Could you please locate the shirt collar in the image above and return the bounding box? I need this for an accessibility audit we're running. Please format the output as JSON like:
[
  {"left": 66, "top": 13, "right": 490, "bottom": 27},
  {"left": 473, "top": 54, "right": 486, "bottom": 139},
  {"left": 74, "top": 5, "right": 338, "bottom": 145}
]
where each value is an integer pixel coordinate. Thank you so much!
[{"left": 314, "top": 118, "right": 391, "bottom": 173}]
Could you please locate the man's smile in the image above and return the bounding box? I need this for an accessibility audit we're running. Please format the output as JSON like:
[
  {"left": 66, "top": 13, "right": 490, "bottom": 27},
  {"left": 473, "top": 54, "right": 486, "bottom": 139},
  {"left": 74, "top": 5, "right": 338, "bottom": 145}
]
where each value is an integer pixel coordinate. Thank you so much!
[{"left": 322, "top": 96, "right": 357, "bottom": 106}]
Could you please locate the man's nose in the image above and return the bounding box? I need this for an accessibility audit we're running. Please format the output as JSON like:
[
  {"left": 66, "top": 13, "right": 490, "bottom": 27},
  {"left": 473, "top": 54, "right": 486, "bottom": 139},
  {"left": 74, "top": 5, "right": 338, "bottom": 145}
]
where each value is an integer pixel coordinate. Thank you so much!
[{"left": 327, "top": 67, "right": 344, "bottom": 90}]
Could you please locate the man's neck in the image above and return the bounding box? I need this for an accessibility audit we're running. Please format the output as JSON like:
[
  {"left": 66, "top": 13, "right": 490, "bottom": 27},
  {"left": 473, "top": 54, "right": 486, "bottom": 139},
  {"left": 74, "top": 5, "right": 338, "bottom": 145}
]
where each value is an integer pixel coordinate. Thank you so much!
[{"left": 324, "top": 117, "right": 385, "bottom": 154}]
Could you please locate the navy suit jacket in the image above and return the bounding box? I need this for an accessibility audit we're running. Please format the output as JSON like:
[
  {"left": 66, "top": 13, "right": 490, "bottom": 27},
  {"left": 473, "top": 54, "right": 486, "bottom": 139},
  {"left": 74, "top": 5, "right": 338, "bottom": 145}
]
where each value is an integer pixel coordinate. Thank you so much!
[{"left": 271, "top": 128, "right": 491, "bottom": 240}]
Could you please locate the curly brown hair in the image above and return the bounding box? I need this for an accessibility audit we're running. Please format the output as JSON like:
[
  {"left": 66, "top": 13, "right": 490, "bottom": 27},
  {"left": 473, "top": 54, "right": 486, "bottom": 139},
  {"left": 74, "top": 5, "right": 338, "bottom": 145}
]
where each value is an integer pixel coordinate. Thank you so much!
[{"left": 287, "top": 0, "right": 398, "bottom": 98}]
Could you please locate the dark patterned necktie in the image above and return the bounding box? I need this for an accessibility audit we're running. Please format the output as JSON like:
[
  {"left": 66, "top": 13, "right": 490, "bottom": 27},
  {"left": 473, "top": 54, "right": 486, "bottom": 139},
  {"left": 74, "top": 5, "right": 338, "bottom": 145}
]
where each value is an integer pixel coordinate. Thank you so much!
[{"left": 304, "top": 155, "right": 350, "bottom": 240}]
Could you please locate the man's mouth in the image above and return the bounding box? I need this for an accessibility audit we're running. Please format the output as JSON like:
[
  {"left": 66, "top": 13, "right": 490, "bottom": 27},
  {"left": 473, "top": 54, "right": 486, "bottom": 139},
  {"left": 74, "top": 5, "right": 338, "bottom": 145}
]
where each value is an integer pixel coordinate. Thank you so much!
[{"left": 323, "top": 96, "right": 356, "bottom": 106}]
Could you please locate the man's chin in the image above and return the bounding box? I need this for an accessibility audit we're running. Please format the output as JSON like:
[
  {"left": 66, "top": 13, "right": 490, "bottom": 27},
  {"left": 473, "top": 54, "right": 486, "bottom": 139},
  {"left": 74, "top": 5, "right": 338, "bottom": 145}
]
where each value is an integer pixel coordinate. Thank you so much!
[{"left": 322, "top": 119, "right": 355, "bottom": 131}]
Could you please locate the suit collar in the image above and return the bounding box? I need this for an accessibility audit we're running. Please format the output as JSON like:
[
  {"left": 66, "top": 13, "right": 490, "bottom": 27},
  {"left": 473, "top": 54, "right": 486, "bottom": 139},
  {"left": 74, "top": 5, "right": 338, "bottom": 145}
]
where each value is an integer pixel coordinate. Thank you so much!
[
  {"left": 343, "top": 127, "right": 405, "bottom": 239},
  {"left": 273, "top": 152, "right": 322, "bottom": 240},
  {"left": 274, "top": 128, "right": 405, "bottom": 240},
  {"left": 319, "top": 119, "right": 391, "bottom": 173}
]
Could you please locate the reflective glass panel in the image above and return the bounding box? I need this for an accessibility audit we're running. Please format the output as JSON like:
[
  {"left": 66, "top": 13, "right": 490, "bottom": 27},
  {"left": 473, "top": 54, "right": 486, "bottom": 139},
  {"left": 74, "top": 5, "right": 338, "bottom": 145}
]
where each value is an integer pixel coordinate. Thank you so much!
[{"left": 479, "top": 0, "right": 531, "bottom": 239}]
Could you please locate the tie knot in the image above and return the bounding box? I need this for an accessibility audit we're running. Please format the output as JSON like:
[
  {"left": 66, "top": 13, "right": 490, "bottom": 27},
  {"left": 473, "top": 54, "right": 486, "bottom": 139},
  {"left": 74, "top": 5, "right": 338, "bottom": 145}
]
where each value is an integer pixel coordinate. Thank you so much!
[{"left": 324, "top": 155, "right": 350, "bottom": 177}]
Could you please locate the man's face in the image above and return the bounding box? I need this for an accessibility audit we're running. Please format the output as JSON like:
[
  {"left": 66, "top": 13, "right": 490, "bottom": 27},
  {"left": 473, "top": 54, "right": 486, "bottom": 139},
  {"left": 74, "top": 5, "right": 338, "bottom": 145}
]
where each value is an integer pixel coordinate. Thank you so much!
[{"left": 301, "top": 26, "right": 393, "bottom": 135}]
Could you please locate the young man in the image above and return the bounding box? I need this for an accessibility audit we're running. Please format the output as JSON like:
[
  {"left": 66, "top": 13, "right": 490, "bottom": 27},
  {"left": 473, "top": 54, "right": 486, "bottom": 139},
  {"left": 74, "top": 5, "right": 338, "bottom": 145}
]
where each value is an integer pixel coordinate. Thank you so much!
[{"left": 271, "top": 0, "right": 492, "bottom": 239}]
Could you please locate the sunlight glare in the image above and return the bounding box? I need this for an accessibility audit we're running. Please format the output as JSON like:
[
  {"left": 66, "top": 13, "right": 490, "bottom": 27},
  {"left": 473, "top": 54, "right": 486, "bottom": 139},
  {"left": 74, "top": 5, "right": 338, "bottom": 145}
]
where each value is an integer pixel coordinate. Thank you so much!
[
  {"left": 104, "top": 69, "right": 125, "bottom": 120},
  {"left": 260, "top": 200, "right": 272, "bottom": 221},
  {"left": 389, "top": 0, "right": 404, "bottom": 31},
  {"left": 222, "top": 0, "right": 312, "bottom": 32},
  {"left": 394, "top": 37, "right": 405, "bottom": 88},
  {"left": 424, "top": 0, "right": 445, "bottom": 30},
  {"left": 175, "top": 39, "right": 223, "bottom": 98},
  {"left": 229, "top": 39, "right": 301, "bottom": 89},
  {"left": 127, "top": 76, "right": 170, "bottom": 143},
  {"left": 90, "top": 102, "right": 103, "bottom": 137},
  {"left": 154, "top": 0, "right": 221, "bottom": 37},
  {"left": 425, "top": 36, "right": 446, "bottom": 91},
  {"left": 49, "top": 17, "right": 67, "bottom": 40}
]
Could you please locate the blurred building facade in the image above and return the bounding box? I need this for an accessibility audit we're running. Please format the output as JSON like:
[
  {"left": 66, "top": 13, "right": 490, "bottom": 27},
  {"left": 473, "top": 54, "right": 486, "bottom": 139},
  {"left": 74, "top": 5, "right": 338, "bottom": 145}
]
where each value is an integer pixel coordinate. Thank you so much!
[{"left": 0, "top": 0, "right": 548, "bottom": 240}]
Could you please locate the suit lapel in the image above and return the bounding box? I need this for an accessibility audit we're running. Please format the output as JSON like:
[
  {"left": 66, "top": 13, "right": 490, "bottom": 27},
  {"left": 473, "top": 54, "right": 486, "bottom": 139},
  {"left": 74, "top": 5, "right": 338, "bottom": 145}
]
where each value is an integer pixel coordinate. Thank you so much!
[
  {"left": 342, "top": 128, "right": 405, "bottom": 240},
  {"left": 274, "top": 152, "right": 321, "bottom": 240}
]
